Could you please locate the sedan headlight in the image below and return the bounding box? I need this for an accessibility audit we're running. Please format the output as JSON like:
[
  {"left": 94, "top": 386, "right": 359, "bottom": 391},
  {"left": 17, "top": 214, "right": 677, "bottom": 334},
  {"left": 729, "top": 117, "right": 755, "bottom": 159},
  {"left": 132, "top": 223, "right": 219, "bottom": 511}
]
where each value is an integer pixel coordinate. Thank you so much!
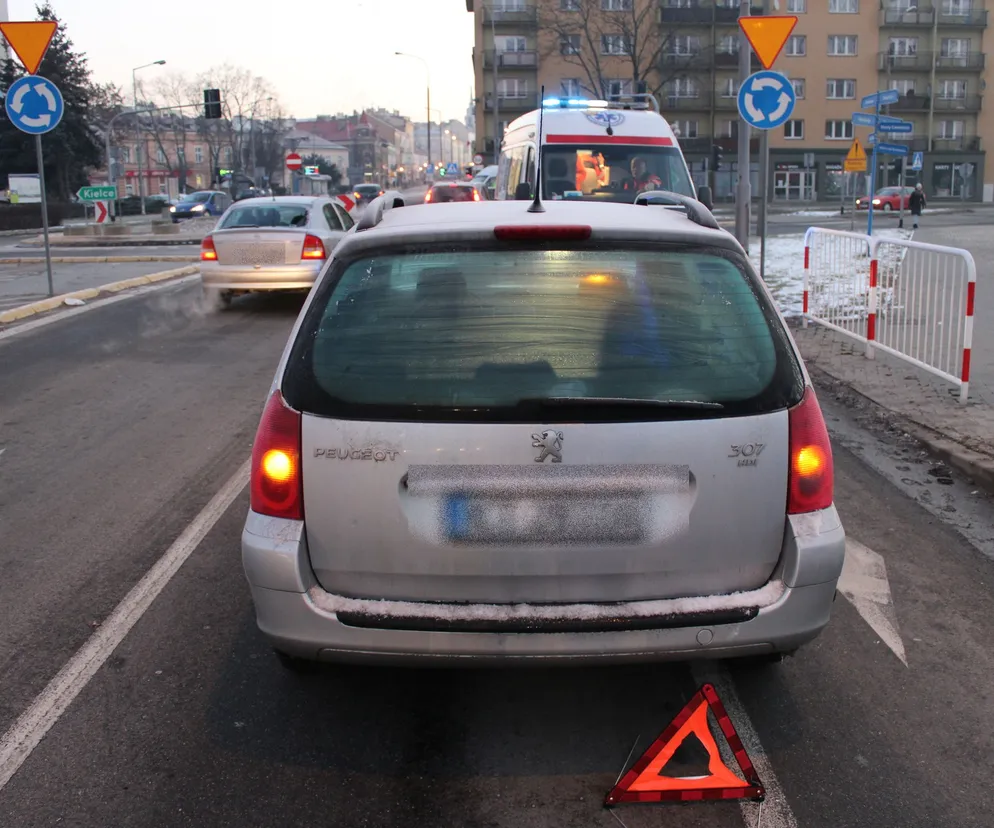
[
  {"left": 191, "top": 204, "right": 205, "bottom": 212},
  {"left": 872, "top": 199, "right": 881, "bottom": 205},
  {"left": 169, "top": 206, "right": 176, "bottom": 212}
]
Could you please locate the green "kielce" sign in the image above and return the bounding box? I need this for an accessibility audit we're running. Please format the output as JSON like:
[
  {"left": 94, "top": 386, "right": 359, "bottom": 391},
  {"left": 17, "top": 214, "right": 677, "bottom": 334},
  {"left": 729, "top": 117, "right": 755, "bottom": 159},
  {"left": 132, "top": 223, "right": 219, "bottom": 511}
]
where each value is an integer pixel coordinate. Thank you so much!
[{"left": 77, "top": 186, "right": 116, "bottom": 201}]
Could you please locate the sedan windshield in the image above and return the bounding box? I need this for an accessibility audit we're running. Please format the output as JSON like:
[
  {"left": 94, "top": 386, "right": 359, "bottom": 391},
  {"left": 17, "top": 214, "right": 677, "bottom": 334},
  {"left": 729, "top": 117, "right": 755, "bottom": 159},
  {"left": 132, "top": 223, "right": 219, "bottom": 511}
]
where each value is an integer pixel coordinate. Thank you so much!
[
  {"left": 218, "top": 204, "right": 309, "bottom": 228},
  {"left": 542, "top": 145, "right": 694, "bottom": 203},
  {"left": 184, "top": 192, "right": 213, "bottom": 203}
]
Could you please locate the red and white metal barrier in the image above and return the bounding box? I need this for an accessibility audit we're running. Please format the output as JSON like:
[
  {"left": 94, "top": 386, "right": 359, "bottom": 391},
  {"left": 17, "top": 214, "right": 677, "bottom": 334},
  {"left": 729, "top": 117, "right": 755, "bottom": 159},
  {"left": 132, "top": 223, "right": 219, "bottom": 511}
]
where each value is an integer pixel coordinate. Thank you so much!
[{"left": 803, "top": 228, "right": 976, "bottom": 403}]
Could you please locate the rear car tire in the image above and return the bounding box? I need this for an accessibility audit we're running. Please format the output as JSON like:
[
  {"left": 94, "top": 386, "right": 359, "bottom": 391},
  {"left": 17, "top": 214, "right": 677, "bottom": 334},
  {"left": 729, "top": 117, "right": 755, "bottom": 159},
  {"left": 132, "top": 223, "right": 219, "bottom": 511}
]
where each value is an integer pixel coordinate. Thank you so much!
[{"left": 274, "top": 649, "right": 318, "bottom": 674}]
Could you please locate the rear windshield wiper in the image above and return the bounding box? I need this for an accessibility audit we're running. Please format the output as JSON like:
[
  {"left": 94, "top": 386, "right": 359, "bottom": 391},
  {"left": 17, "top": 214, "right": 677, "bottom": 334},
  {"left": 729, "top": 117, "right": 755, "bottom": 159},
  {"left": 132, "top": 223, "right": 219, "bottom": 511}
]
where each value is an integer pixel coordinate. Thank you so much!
[{"left": 519, "top": 396, "right": 724, "bottom": 411}]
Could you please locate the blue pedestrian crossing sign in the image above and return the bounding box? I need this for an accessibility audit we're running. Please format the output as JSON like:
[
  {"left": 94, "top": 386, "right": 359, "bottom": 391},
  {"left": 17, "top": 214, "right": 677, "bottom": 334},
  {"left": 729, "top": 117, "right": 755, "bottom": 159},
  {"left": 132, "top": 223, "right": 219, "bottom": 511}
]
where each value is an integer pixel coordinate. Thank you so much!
[
  {"left": 910, "top": 151, "right": 924, "bottom": 171},
  {"left": 3, "top": 74, "right": 63, "bottom": 135},
  {"left": 737, "top": 70, "right": 795, "bottom": 130},
  {"left": 446, "top": 162, "right": 459, "bottom": 176}
]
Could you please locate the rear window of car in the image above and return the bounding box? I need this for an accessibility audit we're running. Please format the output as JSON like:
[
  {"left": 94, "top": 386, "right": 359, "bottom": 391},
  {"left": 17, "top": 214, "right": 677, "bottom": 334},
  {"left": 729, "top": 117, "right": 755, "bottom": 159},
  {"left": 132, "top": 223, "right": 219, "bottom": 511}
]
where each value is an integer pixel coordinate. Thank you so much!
[
  {"left": 355, "top": 185, "right": 381, "bottom": 194},
  {"left": 218, "top": 204, "right": 309, "bottom": 228},
  {"left": 430, "top": 185, "right": 477, "bottom": 203},
  {"left": 283, "top": 244, "right": 803, "bottom": 422}
]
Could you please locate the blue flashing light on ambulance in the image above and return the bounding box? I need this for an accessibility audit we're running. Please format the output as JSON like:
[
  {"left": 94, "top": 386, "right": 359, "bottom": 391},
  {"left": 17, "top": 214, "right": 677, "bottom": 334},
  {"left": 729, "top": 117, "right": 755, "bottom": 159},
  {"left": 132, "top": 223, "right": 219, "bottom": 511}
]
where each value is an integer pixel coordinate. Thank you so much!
[{"left": 496, "top": 94, "right": 712, "bottom": 210}]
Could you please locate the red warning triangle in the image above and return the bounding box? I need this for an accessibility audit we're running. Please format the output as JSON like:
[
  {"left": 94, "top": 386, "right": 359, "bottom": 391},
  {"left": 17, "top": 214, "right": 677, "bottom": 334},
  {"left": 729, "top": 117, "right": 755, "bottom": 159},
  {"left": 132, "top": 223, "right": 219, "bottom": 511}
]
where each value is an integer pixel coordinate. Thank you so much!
[{"left": 605, "top": 684, "right": 764, "bottom": 805}]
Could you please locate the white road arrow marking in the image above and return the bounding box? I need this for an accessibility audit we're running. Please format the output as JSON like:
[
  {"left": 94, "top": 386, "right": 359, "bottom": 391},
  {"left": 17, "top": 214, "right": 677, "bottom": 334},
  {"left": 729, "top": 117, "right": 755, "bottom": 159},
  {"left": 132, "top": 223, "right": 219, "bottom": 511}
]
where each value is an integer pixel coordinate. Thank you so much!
[
  {"left": 770, "top": 92, "right": 792, "bottom": 122},
  {"left": 19, "top": 113, "right": 51, "bottom": 129},
  {"left": 744, "top": 93, "right": 764, "bottom": 122},
  {"left": 9, "top": 83, "right": 30, "bottom": 114},
  {"left": 838, "top": 539, "right": 907, "bottom": 666},
  {"left": 34, "top": 83, "right": 56, "bottom": 111}
]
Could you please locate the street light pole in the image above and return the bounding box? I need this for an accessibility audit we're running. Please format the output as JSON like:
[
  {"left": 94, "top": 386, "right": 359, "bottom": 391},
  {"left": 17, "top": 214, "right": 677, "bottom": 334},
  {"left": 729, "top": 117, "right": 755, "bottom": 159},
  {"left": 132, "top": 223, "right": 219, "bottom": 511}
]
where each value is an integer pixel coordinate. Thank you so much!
[
  {"left": 395, "top": 52, "right": 431, "bottom": 180},
  {"left": 734, "top": 0, "right": 751, "bottom": 248},
  {"left": 132, "top": 59, "right": 166, "bottom": 215}
]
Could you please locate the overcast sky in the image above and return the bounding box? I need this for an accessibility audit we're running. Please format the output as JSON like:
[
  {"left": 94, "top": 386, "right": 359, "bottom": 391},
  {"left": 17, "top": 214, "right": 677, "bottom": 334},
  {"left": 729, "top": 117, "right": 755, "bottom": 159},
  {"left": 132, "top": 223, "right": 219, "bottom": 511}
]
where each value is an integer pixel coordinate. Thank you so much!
[{"left": 8, "top": 0, "right": 476, "bottom": 123}]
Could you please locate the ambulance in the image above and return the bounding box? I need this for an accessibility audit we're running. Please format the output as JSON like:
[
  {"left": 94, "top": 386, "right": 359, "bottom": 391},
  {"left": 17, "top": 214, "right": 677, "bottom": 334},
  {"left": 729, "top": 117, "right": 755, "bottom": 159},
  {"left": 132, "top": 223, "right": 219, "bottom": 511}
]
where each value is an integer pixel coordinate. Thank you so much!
[{"left": 496, "top": 95, "right": 711, "bottom": 209}]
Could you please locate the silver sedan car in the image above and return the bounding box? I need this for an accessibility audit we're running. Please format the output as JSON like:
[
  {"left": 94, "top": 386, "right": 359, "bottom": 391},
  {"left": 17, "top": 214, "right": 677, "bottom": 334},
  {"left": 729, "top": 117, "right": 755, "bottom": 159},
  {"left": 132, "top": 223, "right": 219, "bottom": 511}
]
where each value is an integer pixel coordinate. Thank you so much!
[
  {"left": 200, "top": 196, "right": 354, "bottom": 306},
  {"left": 242, "top": 196, "right": 845, "bottom": 671}
]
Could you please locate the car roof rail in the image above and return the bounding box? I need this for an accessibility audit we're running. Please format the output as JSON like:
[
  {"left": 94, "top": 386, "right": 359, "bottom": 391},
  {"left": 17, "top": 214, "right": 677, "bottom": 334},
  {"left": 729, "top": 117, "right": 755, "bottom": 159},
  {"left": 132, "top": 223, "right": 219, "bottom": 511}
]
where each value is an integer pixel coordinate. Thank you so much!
[
  {"left": 356, "top": 190, "right": 406, "bottom": 231},
  {"left": 634, "top": 190, "right": 720, "bottom": 230}
]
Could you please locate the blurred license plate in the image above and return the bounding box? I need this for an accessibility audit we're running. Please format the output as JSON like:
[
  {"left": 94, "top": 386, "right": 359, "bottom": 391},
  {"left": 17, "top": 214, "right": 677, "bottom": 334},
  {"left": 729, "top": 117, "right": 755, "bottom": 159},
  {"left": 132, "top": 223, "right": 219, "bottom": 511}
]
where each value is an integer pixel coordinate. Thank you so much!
[
  {"left": 444, "top": 495, "right": 645, "bottom": 544},
  {"left": 230, "top": 244, "right": 285, "bottom": 265}
]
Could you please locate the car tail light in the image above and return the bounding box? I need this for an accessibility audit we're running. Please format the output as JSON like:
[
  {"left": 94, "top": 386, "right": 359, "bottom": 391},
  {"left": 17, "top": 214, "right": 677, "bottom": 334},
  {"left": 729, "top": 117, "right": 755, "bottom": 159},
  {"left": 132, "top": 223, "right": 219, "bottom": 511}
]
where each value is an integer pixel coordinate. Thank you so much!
[
  {"left": 250, "top": 392, "right": 303, "bottom": 520},
  {"left": 200, "top": 235, "right": 217, "bottom": 261},
  {"left": 353, "top": 191, "right": 361, "bottom": 200},
  {"left": 301, "top": 234, "right": 326, "bottom": 260},
  {"left": 473, "top": 188, "right": 480, "bottom": 201},
  {"left": 787, "top": 387, "right": 834, "bottom": 514},
  {"left": 379, "top": 190, "right": 385, "bottom": 196},
  {"left": 424, "top": 189, "right": 433, "bottom": 202},
  {"left": 494, "top": 225, "right": 592, "bottom": 241}
]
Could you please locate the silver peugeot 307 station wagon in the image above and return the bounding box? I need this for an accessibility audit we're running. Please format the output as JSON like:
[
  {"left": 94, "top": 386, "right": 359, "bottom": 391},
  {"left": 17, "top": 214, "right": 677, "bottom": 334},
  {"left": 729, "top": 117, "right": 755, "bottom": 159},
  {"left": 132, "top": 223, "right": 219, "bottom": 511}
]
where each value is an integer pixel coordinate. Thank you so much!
[{"left": 242, "top": 194, "right": 845, "bottom": 670}]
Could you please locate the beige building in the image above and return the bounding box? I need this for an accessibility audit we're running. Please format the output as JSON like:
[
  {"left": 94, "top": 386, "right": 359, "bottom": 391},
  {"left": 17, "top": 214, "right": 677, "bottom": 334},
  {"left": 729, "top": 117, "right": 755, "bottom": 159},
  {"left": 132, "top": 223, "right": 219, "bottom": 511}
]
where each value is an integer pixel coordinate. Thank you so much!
[{"left": 467, "top": 0, "right": 992, "bottom": 201}]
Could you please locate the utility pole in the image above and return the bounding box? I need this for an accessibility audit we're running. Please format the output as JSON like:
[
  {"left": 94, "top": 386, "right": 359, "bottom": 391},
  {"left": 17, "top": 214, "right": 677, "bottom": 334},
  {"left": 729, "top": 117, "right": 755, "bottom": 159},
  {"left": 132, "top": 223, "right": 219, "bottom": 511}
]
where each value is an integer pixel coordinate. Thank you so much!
[{"left": 734, "top": 0, "right": 752, "bottom": 248}]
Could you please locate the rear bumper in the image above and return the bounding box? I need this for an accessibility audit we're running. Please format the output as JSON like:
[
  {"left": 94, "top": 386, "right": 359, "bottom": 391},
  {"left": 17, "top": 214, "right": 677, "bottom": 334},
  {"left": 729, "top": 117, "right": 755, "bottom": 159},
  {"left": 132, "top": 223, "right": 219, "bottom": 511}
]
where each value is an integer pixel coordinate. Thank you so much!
[
  {"left": 242, "top": 508, "right": 846, "bottom": 665},
  {"left": 200, "top": 261, "right": 321, "bottom": 291}
]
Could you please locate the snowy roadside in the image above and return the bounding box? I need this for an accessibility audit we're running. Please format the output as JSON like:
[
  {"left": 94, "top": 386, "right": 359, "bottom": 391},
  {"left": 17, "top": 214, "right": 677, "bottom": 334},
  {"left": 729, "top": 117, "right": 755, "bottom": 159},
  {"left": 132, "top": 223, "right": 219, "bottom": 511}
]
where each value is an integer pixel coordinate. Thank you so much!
[{"left": 749, "top": 227, "right": 914, "bottom": 318}]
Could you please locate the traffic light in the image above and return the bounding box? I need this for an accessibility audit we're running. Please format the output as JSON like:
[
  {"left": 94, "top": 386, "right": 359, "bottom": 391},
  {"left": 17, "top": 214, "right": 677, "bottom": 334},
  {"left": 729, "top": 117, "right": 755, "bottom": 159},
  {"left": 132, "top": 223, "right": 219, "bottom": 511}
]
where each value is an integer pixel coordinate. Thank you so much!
[
  {"left": 203, "top": 88, "right": 222, "bottom": 119},
  {"left": 712, "top": 144, "right": 723, "bottom": 171}
]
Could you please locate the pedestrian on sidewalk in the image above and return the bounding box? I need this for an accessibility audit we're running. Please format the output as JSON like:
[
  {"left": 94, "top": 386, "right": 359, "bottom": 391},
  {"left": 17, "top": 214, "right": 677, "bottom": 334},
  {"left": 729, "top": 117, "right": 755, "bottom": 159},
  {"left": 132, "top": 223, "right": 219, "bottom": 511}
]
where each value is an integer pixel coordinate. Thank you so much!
[{"left": 909, "top": 183, "right": 926, "bottom": 229}]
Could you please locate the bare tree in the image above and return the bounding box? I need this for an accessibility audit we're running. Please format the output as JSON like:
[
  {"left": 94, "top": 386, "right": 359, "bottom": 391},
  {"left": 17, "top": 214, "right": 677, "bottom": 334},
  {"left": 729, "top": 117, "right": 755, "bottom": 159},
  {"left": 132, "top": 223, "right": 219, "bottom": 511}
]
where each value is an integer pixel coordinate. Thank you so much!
[
  {"left": 538, "top": 0, "right": 709, "bottom": 100},
  {"left": 137, "top": 73, "right": 201, "bottom": 188}
]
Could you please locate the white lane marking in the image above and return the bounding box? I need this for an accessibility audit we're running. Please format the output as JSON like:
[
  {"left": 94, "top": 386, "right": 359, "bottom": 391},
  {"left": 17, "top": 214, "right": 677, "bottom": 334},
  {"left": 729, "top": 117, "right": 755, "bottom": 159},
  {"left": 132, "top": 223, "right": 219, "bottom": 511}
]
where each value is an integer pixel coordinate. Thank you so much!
[
  {"left": 691, "top": 662, "right": 798, "bottom": 828},
  {"left": 0, "top": 459, "right": 250, "bottom": 792},
  {"left": 838, "top": 539, "right": 907, "bottom": 666},
  {"left": 0, "top": 274, "right": 201, "bottom": 344}
]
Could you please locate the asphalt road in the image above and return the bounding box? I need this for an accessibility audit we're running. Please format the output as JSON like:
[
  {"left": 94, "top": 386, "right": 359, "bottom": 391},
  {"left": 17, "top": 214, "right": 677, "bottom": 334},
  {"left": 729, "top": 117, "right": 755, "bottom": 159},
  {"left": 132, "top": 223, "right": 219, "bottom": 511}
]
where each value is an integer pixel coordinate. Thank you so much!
[{"left": 1, "top": 282, "right": 993, "bottom": 827}]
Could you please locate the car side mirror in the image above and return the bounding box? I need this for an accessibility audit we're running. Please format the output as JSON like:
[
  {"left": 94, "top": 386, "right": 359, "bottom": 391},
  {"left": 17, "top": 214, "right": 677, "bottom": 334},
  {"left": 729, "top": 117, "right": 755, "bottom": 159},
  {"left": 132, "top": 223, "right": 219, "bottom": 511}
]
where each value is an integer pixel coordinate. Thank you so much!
[
  {"left": 514, "top": 182, "right": 531, "bottom": 201},
  {"left": 697, "top": 185, "right": 713, "bottom": 212}
]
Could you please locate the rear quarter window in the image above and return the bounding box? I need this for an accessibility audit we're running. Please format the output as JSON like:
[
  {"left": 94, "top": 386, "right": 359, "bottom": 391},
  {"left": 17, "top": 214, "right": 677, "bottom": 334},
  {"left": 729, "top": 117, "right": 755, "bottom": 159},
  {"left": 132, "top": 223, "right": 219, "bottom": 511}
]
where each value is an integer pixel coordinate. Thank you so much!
[{"left": 283, "top": 244, "right": 803, "bottom": 422}]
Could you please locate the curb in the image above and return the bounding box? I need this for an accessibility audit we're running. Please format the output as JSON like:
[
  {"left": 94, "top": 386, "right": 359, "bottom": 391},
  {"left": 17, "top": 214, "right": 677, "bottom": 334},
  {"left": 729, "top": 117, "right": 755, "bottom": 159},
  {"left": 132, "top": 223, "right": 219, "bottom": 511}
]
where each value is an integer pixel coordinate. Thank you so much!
[
  {"left": 0, "top": 255, "right": 198, "bottom": 264},
  {"left": 0, "top": 265, "right": 200, "bottom": 325},
  {"left": 808, "top": 364, "right": 994, "bottom": 497},
  {"left": 19, "top": 238, "right": 203, "bottom": 248}
]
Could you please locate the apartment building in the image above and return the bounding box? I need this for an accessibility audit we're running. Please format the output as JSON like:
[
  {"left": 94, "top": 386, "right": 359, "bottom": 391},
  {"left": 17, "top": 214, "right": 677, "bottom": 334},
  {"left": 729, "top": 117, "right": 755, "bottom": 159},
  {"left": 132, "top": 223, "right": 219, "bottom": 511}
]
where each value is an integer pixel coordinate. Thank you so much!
[{"left": 468, "top": 0, "right": 993, "bottom": 201}]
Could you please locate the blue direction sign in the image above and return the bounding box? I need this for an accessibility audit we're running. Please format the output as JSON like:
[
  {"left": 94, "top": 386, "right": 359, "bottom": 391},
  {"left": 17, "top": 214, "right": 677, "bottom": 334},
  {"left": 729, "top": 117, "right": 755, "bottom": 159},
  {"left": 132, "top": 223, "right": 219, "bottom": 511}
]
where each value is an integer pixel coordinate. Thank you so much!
[
  {"left": 861, "top": 88, "right": 900, "bottom": 109},
  {"left": 877, "top": 117, "right": 913, "bottom": 134},
  {"left": 3, "top": 74, "right": 63, "bottom": 135},
  {"left": 876, "top": 142, "right": 909, "bottom": 156},
  {"left": 737, "top": 70, "right": 796, "bottom": 130},
  {"left": 910, "top": 151, "right": 924, "bottom": 170},
  {"left": 867, "top": 132, "right": 877, "bottom": 145},
  {"left": 852, "top": 111, "right": 877, "bottom": 127},
  {"left": 446, "top": 162, "right": 459, "bottom": 176}
]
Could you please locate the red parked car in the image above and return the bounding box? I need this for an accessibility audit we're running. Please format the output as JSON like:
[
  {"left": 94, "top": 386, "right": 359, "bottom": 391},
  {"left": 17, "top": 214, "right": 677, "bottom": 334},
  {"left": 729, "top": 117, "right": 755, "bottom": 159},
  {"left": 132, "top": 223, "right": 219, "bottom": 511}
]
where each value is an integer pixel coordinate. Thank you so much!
[{"left": 855, "top": 186, "right": 914, "bottom": 211}]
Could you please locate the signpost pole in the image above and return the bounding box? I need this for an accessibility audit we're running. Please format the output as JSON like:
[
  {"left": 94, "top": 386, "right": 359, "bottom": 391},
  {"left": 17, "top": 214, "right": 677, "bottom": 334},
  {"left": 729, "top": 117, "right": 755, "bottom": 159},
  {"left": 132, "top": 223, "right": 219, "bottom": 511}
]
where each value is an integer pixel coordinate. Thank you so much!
[
  {"left": 758, "top": 129, "right": 769, "bottom": 281},
  {"left": 735, "top": 0, "right": 752, "bottom": 249},
  {"left": 868, "top": 99, "right": 879, "bottom": 236},
  {"left": 35, "top": 134, "right": 53, "bottom": 298},
  {"left": 898, "top": 156, "right": 906, "bottom": 229}
]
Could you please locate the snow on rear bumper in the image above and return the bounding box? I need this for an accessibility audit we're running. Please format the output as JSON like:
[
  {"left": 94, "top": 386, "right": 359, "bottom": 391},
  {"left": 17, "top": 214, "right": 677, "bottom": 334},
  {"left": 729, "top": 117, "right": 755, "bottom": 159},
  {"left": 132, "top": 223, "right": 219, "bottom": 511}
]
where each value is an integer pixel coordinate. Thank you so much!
[{"left": 242, "top": 506, "right": 845, "bottom": 663}]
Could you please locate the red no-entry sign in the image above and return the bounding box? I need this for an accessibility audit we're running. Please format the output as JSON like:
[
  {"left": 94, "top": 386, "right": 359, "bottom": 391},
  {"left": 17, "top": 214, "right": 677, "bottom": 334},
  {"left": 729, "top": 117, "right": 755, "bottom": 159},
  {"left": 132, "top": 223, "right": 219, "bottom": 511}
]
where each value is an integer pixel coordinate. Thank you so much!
[{"left": 285, "top": 152, "right": 302, "bottom": 171}]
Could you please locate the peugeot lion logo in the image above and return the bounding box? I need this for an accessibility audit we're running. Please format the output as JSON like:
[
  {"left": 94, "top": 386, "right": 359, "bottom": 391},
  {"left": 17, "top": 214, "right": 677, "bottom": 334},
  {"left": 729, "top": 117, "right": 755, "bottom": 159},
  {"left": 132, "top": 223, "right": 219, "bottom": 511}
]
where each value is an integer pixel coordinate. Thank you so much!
[{"left": 532, "top": 430, "right": 564, "bottom": 463}]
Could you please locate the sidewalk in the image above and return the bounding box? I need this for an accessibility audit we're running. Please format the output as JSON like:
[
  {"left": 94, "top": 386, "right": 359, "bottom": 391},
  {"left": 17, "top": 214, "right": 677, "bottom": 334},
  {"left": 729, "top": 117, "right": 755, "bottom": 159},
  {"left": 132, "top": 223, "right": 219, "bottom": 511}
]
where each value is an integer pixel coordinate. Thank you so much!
[{"left": 790, "top": 221, "right": 994, "bottom": 491}]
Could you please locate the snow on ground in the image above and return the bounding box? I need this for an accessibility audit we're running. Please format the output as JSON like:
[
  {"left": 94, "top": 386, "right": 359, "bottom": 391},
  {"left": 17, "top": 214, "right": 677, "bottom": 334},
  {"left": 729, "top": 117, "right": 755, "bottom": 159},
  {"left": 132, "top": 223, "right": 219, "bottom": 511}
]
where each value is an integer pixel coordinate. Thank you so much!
[{"left": 750, "top": 227, "right": 915, "bottom": 318}]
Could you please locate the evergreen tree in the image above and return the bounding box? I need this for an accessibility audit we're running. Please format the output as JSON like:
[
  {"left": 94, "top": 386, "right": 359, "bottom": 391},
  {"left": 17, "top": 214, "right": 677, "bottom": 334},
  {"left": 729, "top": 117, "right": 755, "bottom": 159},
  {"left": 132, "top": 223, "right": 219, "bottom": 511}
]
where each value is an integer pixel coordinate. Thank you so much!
[{"left": 0, "top": 3, "right": 103, "bottom": 199}]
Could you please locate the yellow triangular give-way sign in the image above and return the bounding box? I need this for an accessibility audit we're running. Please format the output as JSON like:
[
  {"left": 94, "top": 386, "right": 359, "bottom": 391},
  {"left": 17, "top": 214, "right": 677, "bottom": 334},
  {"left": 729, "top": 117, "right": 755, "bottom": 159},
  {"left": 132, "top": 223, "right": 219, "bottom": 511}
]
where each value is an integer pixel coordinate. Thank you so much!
[{"left": 738, "top": 16, "right": 799, "bottom": 70}]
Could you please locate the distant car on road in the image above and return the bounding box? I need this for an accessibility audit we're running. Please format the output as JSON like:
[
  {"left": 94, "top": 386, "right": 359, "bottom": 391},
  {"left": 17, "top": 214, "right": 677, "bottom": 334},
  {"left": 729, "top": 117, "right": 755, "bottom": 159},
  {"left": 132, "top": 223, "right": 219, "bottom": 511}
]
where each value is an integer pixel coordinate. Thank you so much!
[
  {"left": 471, "top": 164, "right": 499, "bottom": 200},
  {"left": 424, "top": 181, "right": 482, "bottom": 203},
  {"left": 170, "top": 190, "right": 231, "bottom": 222},
  {"left": 199, "top": 195, "right": 355, "bottom": 307},
  {"left": 855, "top": 186, "right": 914, "bottom": 211},
  {"left": 351, "top": 183, "right": 385, "bottom": 207}
]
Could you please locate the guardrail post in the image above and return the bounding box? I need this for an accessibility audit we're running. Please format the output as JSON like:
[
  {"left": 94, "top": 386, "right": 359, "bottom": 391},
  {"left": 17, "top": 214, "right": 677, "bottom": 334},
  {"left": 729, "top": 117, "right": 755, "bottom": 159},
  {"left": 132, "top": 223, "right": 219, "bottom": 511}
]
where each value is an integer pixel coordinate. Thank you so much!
[
  {"left": 802, "top": 241, "right": 810, "bottom": 329},
  {"left": 961, "top": 275, "right": 976, "bottom": 404},
  {"left": 866, "top": 248, "right": 878, "bottom": 360}
]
